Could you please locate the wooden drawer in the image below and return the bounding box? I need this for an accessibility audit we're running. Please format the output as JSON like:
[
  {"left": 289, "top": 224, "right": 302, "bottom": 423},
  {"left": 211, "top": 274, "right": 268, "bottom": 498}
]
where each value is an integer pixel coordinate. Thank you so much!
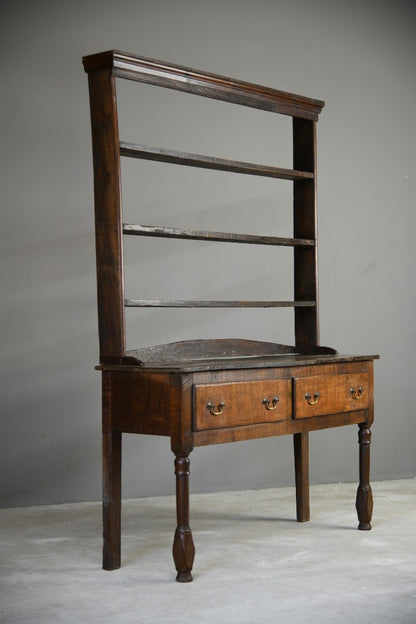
[
  {"left": 193, "top": 379, "right": 292, "bottom": 431},
  {"left": 293, "top": 372, "right": 370, "bottom": 419}
]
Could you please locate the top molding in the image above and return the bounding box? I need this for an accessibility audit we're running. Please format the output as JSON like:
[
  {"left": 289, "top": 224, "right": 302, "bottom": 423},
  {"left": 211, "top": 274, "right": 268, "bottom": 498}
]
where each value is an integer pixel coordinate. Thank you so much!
[{"left": 82, "top": 50, "right": 325, "bottom": 120}]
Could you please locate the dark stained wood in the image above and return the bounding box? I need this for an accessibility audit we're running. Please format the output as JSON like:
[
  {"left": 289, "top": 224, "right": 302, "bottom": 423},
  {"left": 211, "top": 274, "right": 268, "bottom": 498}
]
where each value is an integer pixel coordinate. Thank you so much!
[
  {"left": 293, "top": 432, "right": 310, "bottom": 522},
  {"left": 120, "top": 142, "right": 314, "bottom": 181},
  {"left": 173, "top": 455, "right": 195, "bottom": 582},
  {"left": 83, "top": 50, "right": 325, "bottom": 120},
  {"left": 127, "top": 339, "right": 296, "bottom": 363},
  {"left": 83, "top": 50, "right": 378, "bottom": 582},
  {"left": 102, "top": 373, "right": 122, "bottom": 570},
  {"left": 189, "top": 358, "right": 374, "bottom": 385},
  {"left": 355, "top": 362, "right": 374, "bottom": 530},
  {"left": 356, "top": 423, "right": 373, "bottom": 530},
  {"left": 169, "top": 374, "right": 194, "bottom": 457},
  {"left": 123, "top": 223, "right": 315, "bottom": 247},
  {"left": 193, "top": 407, "right": 370, "bottom": 447},
  {"left": 109, "top": 371, "right": 184, "bottom": 436},
  {"left": 87, "top": 69, "right": 125, "bottom": 363},
  {"left": 124, "top": 299, "right": 316, "bottom": 308},
  {"left": 293, "top": 117, "right": 319, "bottom": 353},
  {"left": 100, "top": 350, "right": 377, "bottom": 375}
]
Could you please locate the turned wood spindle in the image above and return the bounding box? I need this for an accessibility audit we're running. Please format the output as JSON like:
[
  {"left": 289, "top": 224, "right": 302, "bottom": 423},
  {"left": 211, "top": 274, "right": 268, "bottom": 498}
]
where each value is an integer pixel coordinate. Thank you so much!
[
  {"left": 173, "top": 455, "right": 195, "bottom": 582},
  {"left": 356, "top": 423, "right": 373, "bottom": 530}
]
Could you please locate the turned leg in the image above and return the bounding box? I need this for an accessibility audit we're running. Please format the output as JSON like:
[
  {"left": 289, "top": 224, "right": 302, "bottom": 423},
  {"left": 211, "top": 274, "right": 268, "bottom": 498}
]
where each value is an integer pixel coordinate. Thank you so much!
[
  {"left": 356, "top": 423, "right": 373, "bottom": 530},
  {"left": 172, "top": 454, "right": 195, "bottom": 582},
  {"left": 293, "top": 432, "right": 310, "bottom": 522},
  {"left": 102, "top": 430, "right": 122, "bottom": 569}
]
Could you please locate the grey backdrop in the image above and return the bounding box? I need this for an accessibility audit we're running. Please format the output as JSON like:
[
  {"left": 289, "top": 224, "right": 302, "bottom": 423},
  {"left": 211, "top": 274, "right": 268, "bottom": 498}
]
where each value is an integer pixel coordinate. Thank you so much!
[{"left": 1, "top": 0, "right": 415, "bottom": 508}]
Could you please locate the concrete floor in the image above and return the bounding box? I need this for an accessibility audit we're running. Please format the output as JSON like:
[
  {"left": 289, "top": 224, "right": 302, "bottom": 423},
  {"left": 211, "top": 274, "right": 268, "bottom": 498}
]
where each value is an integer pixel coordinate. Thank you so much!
[{"left": 0, "top": 479, "right": 415, "bottom": 624}]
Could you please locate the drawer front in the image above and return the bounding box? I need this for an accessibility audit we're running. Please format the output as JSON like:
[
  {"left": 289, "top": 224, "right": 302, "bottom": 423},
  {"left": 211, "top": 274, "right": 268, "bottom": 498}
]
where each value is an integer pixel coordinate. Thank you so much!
[
  {"left": 193, "top": 379, "right": 292, "bottom": 431},
  {"left": 294, "top": 372, "right": 370, "bottom": 419}
]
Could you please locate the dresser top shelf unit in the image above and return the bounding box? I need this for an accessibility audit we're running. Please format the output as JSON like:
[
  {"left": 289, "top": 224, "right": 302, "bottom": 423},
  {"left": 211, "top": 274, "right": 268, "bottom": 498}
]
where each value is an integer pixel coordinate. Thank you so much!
[{"left": 82, "top": 49, "right": 348, "bottom": 364}]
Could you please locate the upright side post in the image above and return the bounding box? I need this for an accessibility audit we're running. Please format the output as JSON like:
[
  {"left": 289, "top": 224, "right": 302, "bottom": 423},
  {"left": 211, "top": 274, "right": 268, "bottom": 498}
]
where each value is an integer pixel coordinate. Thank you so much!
[
  {"left": 87, "top": 68, "right": 125, "bottom": 363},
  {"left": 86, "top": 67, "right": 125, "bottom": 570},
  {"left": 293, "top": 117, "right": 319, "bottom": 352},
  {"left": 292, "top": 118, "right": 319, "bottom": 519}
]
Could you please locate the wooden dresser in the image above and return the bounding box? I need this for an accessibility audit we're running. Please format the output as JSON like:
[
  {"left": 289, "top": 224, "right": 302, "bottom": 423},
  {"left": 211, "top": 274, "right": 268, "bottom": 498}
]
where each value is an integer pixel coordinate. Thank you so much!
[{"left": 83, "top": 50, "right": 378, "bottom": 582}]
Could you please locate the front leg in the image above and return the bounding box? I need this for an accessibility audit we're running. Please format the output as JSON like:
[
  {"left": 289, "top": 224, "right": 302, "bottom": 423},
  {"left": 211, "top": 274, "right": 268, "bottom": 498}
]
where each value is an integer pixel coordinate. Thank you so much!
[
  {"left": 172, "top": 454, "right": 195, "bottom": 582},
  {"left": 356, "top": 423, "right": 373, "bottom": 530}
]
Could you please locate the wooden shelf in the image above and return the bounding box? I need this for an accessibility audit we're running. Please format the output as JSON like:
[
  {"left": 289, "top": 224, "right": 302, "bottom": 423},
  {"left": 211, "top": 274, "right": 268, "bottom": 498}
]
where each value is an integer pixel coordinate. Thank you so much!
[
  {"left": 119, "top": 142, "right": 313, "bottom": 181},
  {"left": 124, "top": 299, "right": 316, "bottom": 308},
  {"left": 123, "top": 224, "right": 315, "bottom": 247}
]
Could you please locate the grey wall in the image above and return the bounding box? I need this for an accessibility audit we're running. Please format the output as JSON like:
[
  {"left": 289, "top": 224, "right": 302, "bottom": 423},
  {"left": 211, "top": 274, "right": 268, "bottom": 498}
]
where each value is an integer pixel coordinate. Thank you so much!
[{"left": 1, "top": 0, "right": 415, "bottom": 508}]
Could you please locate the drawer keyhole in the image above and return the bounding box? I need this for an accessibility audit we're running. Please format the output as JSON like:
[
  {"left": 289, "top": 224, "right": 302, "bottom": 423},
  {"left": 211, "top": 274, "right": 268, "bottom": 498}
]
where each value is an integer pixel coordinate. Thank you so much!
[
  {"left": 263, "top": 396, "right": 280, "bottom": 410},
  {"left": 207, "top": 401, "right": 226, "bottom": 415},
  {"left": 305, "top": 392, "right": 320, "bottom": 405}
]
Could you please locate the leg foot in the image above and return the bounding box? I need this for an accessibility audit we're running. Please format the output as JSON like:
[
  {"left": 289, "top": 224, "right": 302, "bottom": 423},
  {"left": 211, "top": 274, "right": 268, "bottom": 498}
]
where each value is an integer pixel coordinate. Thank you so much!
[
  {"left": 173, "top": 455, "right": 195, "bottom": 582},
  {"left": 173, "top": 528, "right": 194, "bottom": 582},
  {"left": 356, "top": 423, "right": 373, "bottom": 530}
]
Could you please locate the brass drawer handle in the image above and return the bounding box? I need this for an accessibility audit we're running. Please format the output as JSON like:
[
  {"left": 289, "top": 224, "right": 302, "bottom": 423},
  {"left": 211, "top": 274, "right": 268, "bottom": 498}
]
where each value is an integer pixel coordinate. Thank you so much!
[
  {"left": 207, "top": 401, "right": 226, "bottom": 415},
  {"left": 263, "top": 396, "right": 280, "bottom": 410},
  {"left": 351, "top": 386, "right": 364, "bottom": 400},
  {"left": 305, "top": 392, "right": 320, "bottom": 405}
]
